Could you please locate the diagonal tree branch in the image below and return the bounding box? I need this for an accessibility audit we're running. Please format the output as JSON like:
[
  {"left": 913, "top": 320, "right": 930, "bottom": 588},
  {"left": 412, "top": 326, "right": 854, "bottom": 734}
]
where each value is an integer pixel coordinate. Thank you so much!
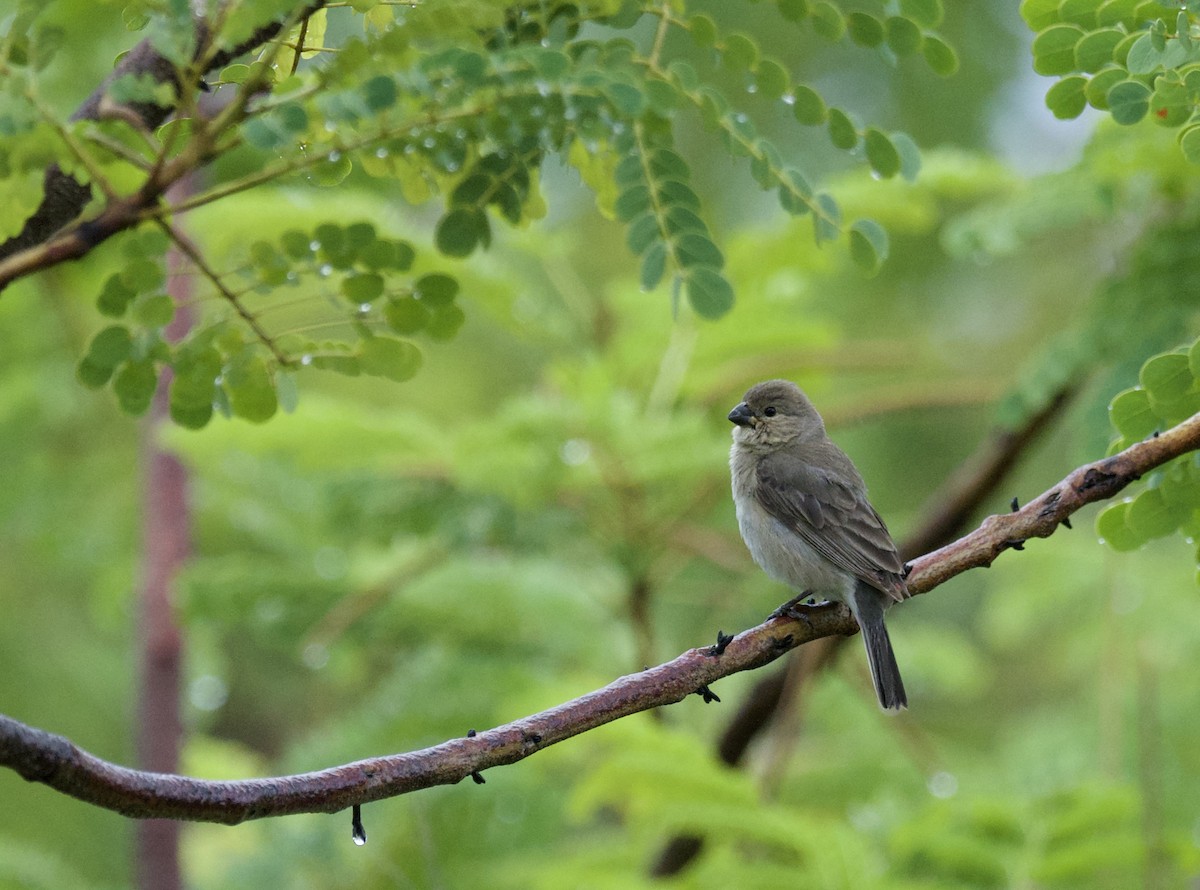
[{"left": 2, "top": 409, "right": 1199, "bottom": 823}]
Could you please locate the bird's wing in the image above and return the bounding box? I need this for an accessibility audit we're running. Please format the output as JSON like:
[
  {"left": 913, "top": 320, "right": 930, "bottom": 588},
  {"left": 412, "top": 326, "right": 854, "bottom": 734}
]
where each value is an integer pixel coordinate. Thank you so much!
[{"left": 755, "top": 449, "right": 908, "bottom": 601}]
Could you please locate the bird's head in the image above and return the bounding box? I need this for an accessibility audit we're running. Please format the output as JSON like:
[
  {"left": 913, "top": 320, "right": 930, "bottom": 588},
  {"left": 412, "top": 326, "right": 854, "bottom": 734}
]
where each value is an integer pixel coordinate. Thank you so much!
[{"left": 728, "top": 379, "right": 825, "bottom": 449}]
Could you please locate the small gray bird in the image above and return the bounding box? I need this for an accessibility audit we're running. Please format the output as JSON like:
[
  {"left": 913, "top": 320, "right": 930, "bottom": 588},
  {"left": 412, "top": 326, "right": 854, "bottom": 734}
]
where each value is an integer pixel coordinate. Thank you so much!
[{"left": 728, "top": 379, "right": 910, "bottom": 710}]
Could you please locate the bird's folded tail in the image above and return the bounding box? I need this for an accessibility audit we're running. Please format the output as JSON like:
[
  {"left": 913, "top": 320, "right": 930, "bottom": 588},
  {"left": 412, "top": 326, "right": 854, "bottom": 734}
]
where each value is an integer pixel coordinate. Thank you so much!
[{"left": 850, "top": 581, "right": 907, "bottom": 711}]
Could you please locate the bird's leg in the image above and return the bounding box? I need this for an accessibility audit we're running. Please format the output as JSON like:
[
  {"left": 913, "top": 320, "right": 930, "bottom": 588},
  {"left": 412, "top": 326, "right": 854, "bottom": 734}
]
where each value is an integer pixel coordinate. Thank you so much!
[
  {"left": 769, "top": 591, "right": 819, "bottom": 621},
  {"left": 769, "top": 592, "right": 828, "bottom": 633}
]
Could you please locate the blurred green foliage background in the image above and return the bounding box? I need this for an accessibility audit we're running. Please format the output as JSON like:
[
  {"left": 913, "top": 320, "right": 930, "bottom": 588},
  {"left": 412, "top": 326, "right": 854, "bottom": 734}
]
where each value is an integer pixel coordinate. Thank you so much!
[{"left": 2, "top": 0, "right": 1200, "bottom": 887}]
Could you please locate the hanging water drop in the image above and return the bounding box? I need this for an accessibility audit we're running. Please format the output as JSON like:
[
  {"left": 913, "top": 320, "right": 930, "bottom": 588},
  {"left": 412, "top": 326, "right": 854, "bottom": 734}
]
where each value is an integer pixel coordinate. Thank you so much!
[{"left": 351, "top": 804, "right": 367, "bottom": 846}]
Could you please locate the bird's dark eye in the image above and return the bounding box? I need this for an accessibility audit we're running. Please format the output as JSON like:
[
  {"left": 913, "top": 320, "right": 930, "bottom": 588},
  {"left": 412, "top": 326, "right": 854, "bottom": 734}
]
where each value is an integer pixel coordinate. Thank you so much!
[{"left": 764, "top": 406, "right": 777, "bottom": 417}]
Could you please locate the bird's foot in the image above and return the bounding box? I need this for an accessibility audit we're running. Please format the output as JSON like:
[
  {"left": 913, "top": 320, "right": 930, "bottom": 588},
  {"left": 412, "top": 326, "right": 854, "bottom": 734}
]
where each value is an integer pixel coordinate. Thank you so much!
[
  {"left": 769, "top": 592, "right": 821, "bottom": 621},
  {"left": 707, "top": 630, "right": 735, "bottom": 657},
  {"left": 769, "top": 595, "right": 826, "bottom": 630}
]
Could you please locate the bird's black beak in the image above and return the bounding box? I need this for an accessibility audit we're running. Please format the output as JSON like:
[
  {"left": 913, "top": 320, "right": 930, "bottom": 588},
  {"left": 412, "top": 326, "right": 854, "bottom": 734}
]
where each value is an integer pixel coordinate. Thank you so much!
[{"left": 728, "top": 401, "right": 754, "bottom": 427}]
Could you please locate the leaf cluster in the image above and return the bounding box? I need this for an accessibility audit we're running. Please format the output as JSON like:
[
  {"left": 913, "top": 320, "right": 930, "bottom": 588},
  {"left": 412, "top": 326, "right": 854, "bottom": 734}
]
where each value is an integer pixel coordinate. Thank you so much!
[
  {"left": 1098, "top": 334, "right": 1200, "bottom": 568},
  {"left": 1023, "top": 0, "right": 1200, "bottom": 162},
  {"left": 3, "top": 0, "right": 957, "bottom": 427}
]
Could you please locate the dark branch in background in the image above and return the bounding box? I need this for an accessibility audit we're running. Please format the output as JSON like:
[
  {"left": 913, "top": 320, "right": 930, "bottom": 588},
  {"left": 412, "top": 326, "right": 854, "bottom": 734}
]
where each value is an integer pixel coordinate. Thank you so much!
[
  {"left": 649, "top": 380, "right": 1078, "bottom": 876},
  {"left": 902, "top": 383, "right": 1078, "bottom": 558},
  {"left": 0, "top": 2, "right": 328, "bottom": 267},
  {"left": 2, "top": 405, "right": 1197, "bottom": 824}
]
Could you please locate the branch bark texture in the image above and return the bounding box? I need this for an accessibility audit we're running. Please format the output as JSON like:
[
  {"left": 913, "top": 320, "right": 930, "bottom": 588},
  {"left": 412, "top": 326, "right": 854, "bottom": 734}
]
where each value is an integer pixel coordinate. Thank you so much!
[{"left": 2, "top": 409, "right": 1199, "bottom": 823}]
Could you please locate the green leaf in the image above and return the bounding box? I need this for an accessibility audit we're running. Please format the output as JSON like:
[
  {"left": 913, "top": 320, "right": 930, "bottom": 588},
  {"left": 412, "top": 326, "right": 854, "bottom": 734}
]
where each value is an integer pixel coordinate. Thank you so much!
[
  {"left": 384, "top": 297, "right": 430, "bottom": 334},
  {"left": 885, "top": 16, "right": 923, "bottom": 56},
  {"left": 778, "top": 167, "right": 813, "bottom": 214},
  {"left": 791, "top": 84, "right": 827, "bottom": 124},
  {"left": 123, "top": 6, "right": 151, "bottom": 30},
  {"left": 723, "top": 33, "right": 759, "bottom": 71},
  {"left": 1045, "top": 76, "right": 1088, "bottom": 119},
  {"left": 644, "top": 78, "right": 680, "bottom": 112},
  {"left": 902, "top": 0, "right": 944, "bottom": 28},
  {"left": 169, "top": 399, "right": 213, "bottom": 429},
  {"left": 674, "top": 232, "right": 723, "bottom": 269},
  {"left": 1097, "top": 0, "right": 1143, "bottom": 29},
  {"left": 1126, "top": 488, "right": 1180, "bottom": 539},
  {"left": 85, "top": 325, "right": 134, "bottom": 369},
  {"left": 813, "top": 192, "right": 841, "bottom": 243},
  {"left": 846, "top": 12, "right": 884, "bottom": 47},
  {"left": 427, "top": 305, "right": 465, "bottom": 341},
  {"left": 810, "top": 1, "right": 845, "bottom": 40},
  {"left": 435, "top": 207, "right": 489, "bottom": 257},
  {"left": 604, "top": 82, "right": 645, "bottom": 115},
  {"left": 1107, "top": 79, "right": 1152, "bottom": 125},
  {"left": 360, "top": 337, "right": 423, "bottom": 380},
  {"left": 1140, "top": 353, "right": 1192, "bottom": 402},
  {"left": 640, "top": 242, "right": 667, "bottom": 290},
  {"left": 1084, "top": 67, "right": 1127, "bottom": 109},
  {"left": 849, "top": 219, "right": 888, "bottom": 273},
  {"left": 311, "top": 354, "right": 361, "bottom": 376},
  {"left": 1095, "top": 501, "right": 1142, "bottom": 551},
  {"left": 275, "top": 371, "right": 298, "bottom": 415},
  {"left": 827, "top": 108, "right": 858, "bottom": 150},
  {"left": 363, "top": 75, "right": 397, "bottom": 111},
  {"left": 656, "top": 180, "right": 701, "bottom": 210},
  {"left": 754, "top": 59, "right": 789, "bottom": 101},
  {"left": 114, "top": 359, "right": 157, "bottom": 415},
  {"left": 892, "top": 131, "right": 922, "bottom": 181},
  {"left": 922, "top": 35, "right": 959, "bottom": 76},
  {"left": 314, "top": 223, "right": 350, "bottom": 266},
  {"left": 668, "top": 60, "right": 699, "bottom": 91},
  {"left": 1123, "top": 31, "right": 1190, "bottom": 75},
  {"left": 1181, "top": 123, "right": 1200, "bottom": 163},
  {"left": 224, "top": 354, "right": 277, "bottom": 423},
  {"left": 690, "top": 13, "right": 717, "bottom": 48},
  {"left": 1150, "top": 78, "right": 1190, "bottom": 126},
  {"left": 649, "top": 149, "right": 690, "bottom": 180},
  {"left": 345, "top": 221, "right": 377, "bottom": 249},
  {"left": 685, "top": 267, "right": 735, "bottom": 318},
  {"left": 864, "top": 129, "right": 901, "bottom": 177},
  {"left": 280, "top": 229, "right": 313, "bottom": 259},
  {"left": 1109, "top": 387, "right": 1157, "bottom": 439},
  {"left": 1032, "top": 25, "right": 1085, "bottom": 75},
  {"left": 778, "top": 0, "right": 809, "bottom": 22},
  {"left": 615, "top": 185, "right": 651, "bottom": 223},
  {"left": 121, "top": 257, "right": 165, "bottom": 293},
  {"left": 1112, "top": 30, "right": 1142, "bottom": 66},
  {"left": 626, "top": 213, "right": 661, "bottom": 254},
  {"left": 1124, "top": 32, "right": 1169, "bottom": 75},
  {"left": 414, "top": 273, "right": 459, "bottom": 307},
  {"left": 1190, "top": 337, "right": 1200, "bottom": 379},
  {"left": 341, "top": 272, "right": 385, "bottom": 303},
  {"left": 275, "top": 103, "right": 308, "bottom": 133},
  {"left": 1074, "top": 28, "right": 1124, "bottom": 72},
  {"left": 312, "top": 153, "right": 353, "bottom": 187},
  {"left": 169, "top": 349, "right": 218, "bottom": 428},
  {"left": 97, "top": 274, "right": 137, "bottom": 317},
  {"left": 77, "top": 358, "right": 114, "bottom": 389},
  {"left": 1057, "top": 0, "right": 1097, "bottom": 28},
  {"left": 664, "top": 206, "right": 707, "bottom": 235},
  {"left": 134, "top": 293, "right": 175, "bottom": 327},
  {"left": 219, "top": 63, "right": 250, "bottom": 84}
]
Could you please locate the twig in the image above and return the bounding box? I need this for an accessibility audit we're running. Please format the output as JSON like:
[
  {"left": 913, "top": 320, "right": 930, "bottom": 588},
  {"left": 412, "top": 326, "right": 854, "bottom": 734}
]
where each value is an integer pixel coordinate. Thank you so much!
[
  {"left": 156, "top": 220, "right": 294, "bottom": 367},
  {"left": 0, "top": 2, "right": 329, "bottom": 265},
  {"left": 2, "top": 407, "right": 1198, "bottom": 823}
]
